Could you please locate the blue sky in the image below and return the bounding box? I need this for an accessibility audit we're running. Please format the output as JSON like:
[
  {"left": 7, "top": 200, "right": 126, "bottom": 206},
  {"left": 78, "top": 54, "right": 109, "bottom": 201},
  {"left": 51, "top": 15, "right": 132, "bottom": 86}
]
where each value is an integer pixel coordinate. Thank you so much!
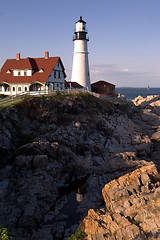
[{"left": 0, "top": 0, "right": 160, "bottom": 87}]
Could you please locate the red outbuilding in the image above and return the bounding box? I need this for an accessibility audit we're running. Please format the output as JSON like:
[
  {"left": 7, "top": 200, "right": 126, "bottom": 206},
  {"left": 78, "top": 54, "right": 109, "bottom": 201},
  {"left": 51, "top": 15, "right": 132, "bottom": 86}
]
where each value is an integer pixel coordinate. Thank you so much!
[{"left": 91, "top": 80, "right": 115, "bottom": 96}]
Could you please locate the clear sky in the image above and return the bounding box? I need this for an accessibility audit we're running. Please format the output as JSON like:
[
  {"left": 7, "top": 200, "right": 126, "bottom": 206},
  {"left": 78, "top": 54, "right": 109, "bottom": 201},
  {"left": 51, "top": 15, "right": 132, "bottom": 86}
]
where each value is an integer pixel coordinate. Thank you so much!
[{"left": 0, "top": 0, "right": 160, "bottom": 87}]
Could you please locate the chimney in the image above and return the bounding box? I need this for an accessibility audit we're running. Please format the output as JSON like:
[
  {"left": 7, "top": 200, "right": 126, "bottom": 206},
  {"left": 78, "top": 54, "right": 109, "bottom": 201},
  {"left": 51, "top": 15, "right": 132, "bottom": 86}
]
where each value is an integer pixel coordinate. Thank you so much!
[
  {"left": 16, "top": 53, "right": 20, "bottom": 60},
  {"left": 45, "top": 51, "right": 49, "bottom": 59}
]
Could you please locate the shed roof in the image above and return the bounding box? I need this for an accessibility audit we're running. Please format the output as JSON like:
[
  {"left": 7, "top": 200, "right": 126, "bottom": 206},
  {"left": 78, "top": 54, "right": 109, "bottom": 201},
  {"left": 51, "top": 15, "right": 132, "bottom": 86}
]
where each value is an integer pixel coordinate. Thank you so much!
[
  {"left": 91, "top": 80, "right": 115, "bottom": 87},
  {"left": 65, "top": 81, "right": 83, "bottom": 88}
]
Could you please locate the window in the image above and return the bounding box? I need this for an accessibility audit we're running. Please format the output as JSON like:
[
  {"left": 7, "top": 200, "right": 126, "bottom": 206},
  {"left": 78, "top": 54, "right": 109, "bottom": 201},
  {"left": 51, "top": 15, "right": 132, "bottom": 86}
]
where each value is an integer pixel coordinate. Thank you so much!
[
  {"left": 57, "top": 62, "right": 59, "bottom": 67},
  {"left": 12, "top": 87, "right": 15, "bottom": 91},
  {"left": 58, "top": 71, "right": 61, "bottom": 78},
  {"left": 57, "top": 83, "right": 59, "bottom": 87},
  {"left": 24, "top": 71, "right": 27, "bottom": 76},
  {"left": 6, "top": 70, "right": 11, "bottom": 74},
  {"left": 24, "top": 87, "right": 27, "bottom": 91},
  {"left": 18, "top": 86, "right": 22, "bottom": 91},
  {"left": 18, "top": 71, "right": 21, "bottom": 76},
  {"left": 54, "top": 71, "right": 56, "bottom": 78}
]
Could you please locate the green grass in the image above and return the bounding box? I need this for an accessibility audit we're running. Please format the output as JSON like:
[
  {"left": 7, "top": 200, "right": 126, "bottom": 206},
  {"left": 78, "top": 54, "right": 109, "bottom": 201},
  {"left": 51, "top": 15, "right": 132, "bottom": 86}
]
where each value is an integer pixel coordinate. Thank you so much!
[
  {"left": 67, "top": 230, "right": 87, "bottom": 240},
  {"left": 132, "top": 220, "right": 141, "bottom": 226},
  {"left": 78, "top": 92, "right": 97, "bottom": 105},
  {"left": 119, "top": 103, "right": 130, "bottom": 114},
  {"left": 0, "top": 225, "right": 11, "bottom": 240},
  {"left": 53, "top": 90, "right": 65, "bottom": 98},
  {"left": 0, "top": 95, "right": 30, "bottom": 108},
  {"left": 0, "top": 94, "right": 6, "bottom": 99},
  {"left": 0, "top": 91, "right": 108, "bottom": 111}
]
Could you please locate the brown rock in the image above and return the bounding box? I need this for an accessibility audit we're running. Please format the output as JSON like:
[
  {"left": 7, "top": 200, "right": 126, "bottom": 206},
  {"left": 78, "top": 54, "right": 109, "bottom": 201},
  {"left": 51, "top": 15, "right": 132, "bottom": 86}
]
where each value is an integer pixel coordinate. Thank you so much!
[{"left": 80, "top": 165, "right": 160, "bottom": 239}]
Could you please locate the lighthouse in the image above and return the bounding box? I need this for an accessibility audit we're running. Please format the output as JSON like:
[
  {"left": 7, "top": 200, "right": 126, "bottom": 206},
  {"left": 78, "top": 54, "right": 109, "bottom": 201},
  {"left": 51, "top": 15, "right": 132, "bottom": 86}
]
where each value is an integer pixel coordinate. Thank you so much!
[{"left": 71, "top": 16, "right": 91, "bottom": 91}]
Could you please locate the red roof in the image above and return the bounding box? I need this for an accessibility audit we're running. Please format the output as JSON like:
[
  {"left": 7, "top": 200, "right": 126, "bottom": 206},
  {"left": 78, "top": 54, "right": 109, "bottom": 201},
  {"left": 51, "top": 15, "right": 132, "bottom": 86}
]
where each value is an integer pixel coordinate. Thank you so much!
[
  {"left": 0, "top": 56, "right": 65, "bottom": 84},
  {"left": 91, "top": 80, "right": 115, "bottom": 87},
  {"left": 1, "top": 58, "right": 34, "bottom": 72}
]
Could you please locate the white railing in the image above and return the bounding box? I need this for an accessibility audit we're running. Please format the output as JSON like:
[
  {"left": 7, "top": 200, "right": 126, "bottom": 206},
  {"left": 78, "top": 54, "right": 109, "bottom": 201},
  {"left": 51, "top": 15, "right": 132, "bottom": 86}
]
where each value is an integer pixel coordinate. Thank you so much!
[
  {"left": 0, "top": 89, "right": 122, "bottom": 107},
  {"left": 0, "top": 90, "right": 50, "bottom": 107},
  {"left": 0, "top": 89, "right": 88, "bottom": 107}
]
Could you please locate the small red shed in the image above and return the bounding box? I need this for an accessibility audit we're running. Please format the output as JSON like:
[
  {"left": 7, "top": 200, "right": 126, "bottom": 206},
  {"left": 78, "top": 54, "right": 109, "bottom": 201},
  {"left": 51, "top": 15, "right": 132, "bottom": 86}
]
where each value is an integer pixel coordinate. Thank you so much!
[{"left": 91, "top": 80, "right": 115, "bottom": 96}]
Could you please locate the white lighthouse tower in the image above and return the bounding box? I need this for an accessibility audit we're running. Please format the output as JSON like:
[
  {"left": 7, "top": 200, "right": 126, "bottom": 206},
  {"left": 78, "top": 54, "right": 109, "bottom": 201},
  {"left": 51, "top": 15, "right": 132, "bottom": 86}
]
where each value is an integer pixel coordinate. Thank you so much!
[{"left": 71, "top": 16, "right": 91, "bottom": 91}]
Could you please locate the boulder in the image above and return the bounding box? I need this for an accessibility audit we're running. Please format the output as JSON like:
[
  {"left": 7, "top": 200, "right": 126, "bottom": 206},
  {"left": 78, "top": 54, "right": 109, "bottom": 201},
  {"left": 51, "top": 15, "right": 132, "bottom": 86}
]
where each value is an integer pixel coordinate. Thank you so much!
[
  {"left": 80, "top": 165, "right": 160, "bottom": 239},
  {"left": 32, "top": 155, "right": 48, "bottom": 169}
]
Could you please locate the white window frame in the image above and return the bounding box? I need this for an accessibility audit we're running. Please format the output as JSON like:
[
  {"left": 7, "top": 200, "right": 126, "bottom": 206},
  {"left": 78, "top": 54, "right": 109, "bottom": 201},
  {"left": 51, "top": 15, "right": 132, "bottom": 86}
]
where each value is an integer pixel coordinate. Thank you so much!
[
  {"left": 24, "top": 85, "right": 28, "bottom": 92},
  {"left": 12, "top": 85, "right": 16, "bottom": 92},
  {"left": 17, "top": 85, "right": 22, "bottom": 92}
]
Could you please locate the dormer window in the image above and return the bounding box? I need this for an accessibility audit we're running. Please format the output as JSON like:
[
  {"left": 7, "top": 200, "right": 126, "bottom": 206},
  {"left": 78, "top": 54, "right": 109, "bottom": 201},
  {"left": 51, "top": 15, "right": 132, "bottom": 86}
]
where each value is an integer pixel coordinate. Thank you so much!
[
  {"left": 18, "top": 71, "right": 21, "bottom": 76},
  {"left": 6, "top": 70, "right": 11, "bottom": 74},
  {"left": 24, "top": 71, "right": 27, "bottom": 76},
  {"left": 39, "top": 69, "right": 44, "bottom": 72}
]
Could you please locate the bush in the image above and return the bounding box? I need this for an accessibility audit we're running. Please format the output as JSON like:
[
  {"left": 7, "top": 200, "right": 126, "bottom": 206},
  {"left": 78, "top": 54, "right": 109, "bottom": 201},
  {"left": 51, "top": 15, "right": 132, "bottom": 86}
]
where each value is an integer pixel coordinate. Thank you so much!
[
  {"left": 54, "top": 90, "right": 64, "bottom": 98},
  {"left": 0, "top": 225, "right": 11, "bottom": 240},
  {"left": 67, "top": 230, "right": 87, "bottom": 240},
  {"left": 0, "top": 94, "right": 6, "bottom": 99},
  {"left": 120, "top": 103, "right": 130, "bottom": 113}
]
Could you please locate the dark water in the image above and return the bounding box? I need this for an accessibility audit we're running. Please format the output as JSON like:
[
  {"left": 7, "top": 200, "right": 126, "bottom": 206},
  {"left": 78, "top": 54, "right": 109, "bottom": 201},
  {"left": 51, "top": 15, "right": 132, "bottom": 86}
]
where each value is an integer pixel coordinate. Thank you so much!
[
  {"left": 116, "top": 88, "right": 160, "bottom": 101},
  {"left": 58, "top": 176, "right": 89, "bottom": 228}
]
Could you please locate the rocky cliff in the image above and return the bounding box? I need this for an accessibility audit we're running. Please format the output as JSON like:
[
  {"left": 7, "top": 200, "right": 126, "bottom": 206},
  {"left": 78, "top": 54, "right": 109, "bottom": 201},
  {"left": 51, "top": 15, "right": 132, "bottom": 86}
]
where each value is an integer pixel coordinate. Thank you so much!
[
  {"left": 79, "top": 95, "right": 160, "bottom": 240},
  {"left": 80, "top": 164, "right": 160, "bottom": 240},
  {"left": 0, "top": 93, "right": 159, "bottom": 240}
]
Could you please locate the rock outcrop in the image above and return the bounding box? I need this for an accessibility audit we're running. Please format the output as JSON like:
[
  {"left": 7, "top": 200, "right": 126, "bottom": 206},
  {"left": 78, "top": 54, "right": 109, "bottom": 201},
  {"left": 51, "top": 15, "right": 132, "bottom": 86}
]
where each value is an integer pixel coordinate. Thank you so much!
[
  {"left": 0, "top": 93, "right": 159, "bottom": 239},
  {"left": 80, "top": 164, "right": 160, "bottom": 240},
  {"left": 78, "top": 94, "right": 160, "bottom": 240}
]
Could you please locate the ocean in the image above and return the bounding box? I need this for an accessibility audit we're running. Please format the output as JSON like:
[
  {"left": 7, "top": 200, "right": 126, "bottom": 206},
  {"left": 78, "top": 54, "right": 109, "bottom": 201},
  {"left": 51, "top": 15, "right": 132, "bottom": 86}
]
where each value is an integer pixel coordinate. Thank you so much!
[{"left": 116, "top": 88, "right": 160, "bottom": 101}]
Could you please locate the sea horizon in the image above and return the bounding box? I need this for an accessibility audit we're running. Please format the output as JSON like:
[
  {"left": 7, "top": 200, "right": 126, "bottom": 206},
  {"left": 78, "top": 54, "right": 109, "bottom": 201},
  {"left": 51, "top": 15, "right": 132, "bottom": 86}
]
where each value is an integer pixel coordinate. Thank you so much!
[
  {"left": 116, "top": 87, "right": 160, "bottom": 88},
  {"left": 115, "top": 87, "right": 160, "bottom": 101}
]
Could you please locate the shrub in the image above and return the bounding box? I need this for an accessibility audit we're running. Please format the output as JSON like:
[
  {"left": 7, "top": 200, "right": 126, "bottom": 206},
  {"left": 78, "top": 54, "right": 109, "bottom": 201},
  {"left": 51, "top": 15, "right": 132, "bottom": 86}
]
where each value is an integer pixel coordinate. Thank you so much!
[
  {"left": 120, "top": 103, "right": 130, "bottom": 113},
  {"left": 132, "top": 220, "right": 141, "bottom": 226},
  {"left": 67, "top": 230, "right": 87, "bottom": 240},
  {"left": 0, "top": 94, "right": 6, "bottom": 99},
  {"left": 54, "top": 90, "right": 64, "bottom": 97},
  {"left": 0, "top": 225, "right": 11, "bottom": 240}
]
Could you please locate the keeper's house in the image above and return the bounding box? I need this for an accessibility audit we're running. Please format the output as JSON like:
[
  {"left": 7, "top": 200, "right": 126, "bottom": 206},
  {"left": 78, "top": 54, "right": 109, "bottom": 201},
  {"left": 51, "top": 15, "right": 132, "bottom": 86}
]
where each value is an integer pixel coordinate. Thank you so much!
[{"left": 0, "top": 52, "right": 66, "bottom": 95}]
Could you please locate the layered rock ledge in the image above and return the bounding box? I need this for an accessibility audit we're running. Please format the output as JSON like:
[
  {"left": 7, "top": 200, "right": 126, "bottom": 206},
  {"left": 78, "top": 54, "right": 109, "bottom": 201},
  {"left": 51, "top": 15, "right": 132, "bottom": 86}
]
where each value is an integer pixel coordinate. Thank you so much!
[{"left": 80, "top": 164, "right": 160, "bottom": 240}]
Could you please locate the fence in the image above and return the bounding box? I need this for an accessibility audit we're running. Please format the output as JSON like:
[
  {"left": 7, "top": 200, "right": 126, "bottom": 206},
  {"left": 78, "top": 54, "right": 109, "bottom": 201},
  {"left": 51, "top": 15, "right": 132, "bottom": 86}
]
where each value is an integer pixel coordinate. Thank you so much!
[
  {"left": 0, "top": 89, "right": 89, "bottom": 107},
  {"left": 0, "top": 90, "right": 50, "bottom": 107},
  {"left": 0, "top": 89, "right": 125, "bottom": 107}
]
